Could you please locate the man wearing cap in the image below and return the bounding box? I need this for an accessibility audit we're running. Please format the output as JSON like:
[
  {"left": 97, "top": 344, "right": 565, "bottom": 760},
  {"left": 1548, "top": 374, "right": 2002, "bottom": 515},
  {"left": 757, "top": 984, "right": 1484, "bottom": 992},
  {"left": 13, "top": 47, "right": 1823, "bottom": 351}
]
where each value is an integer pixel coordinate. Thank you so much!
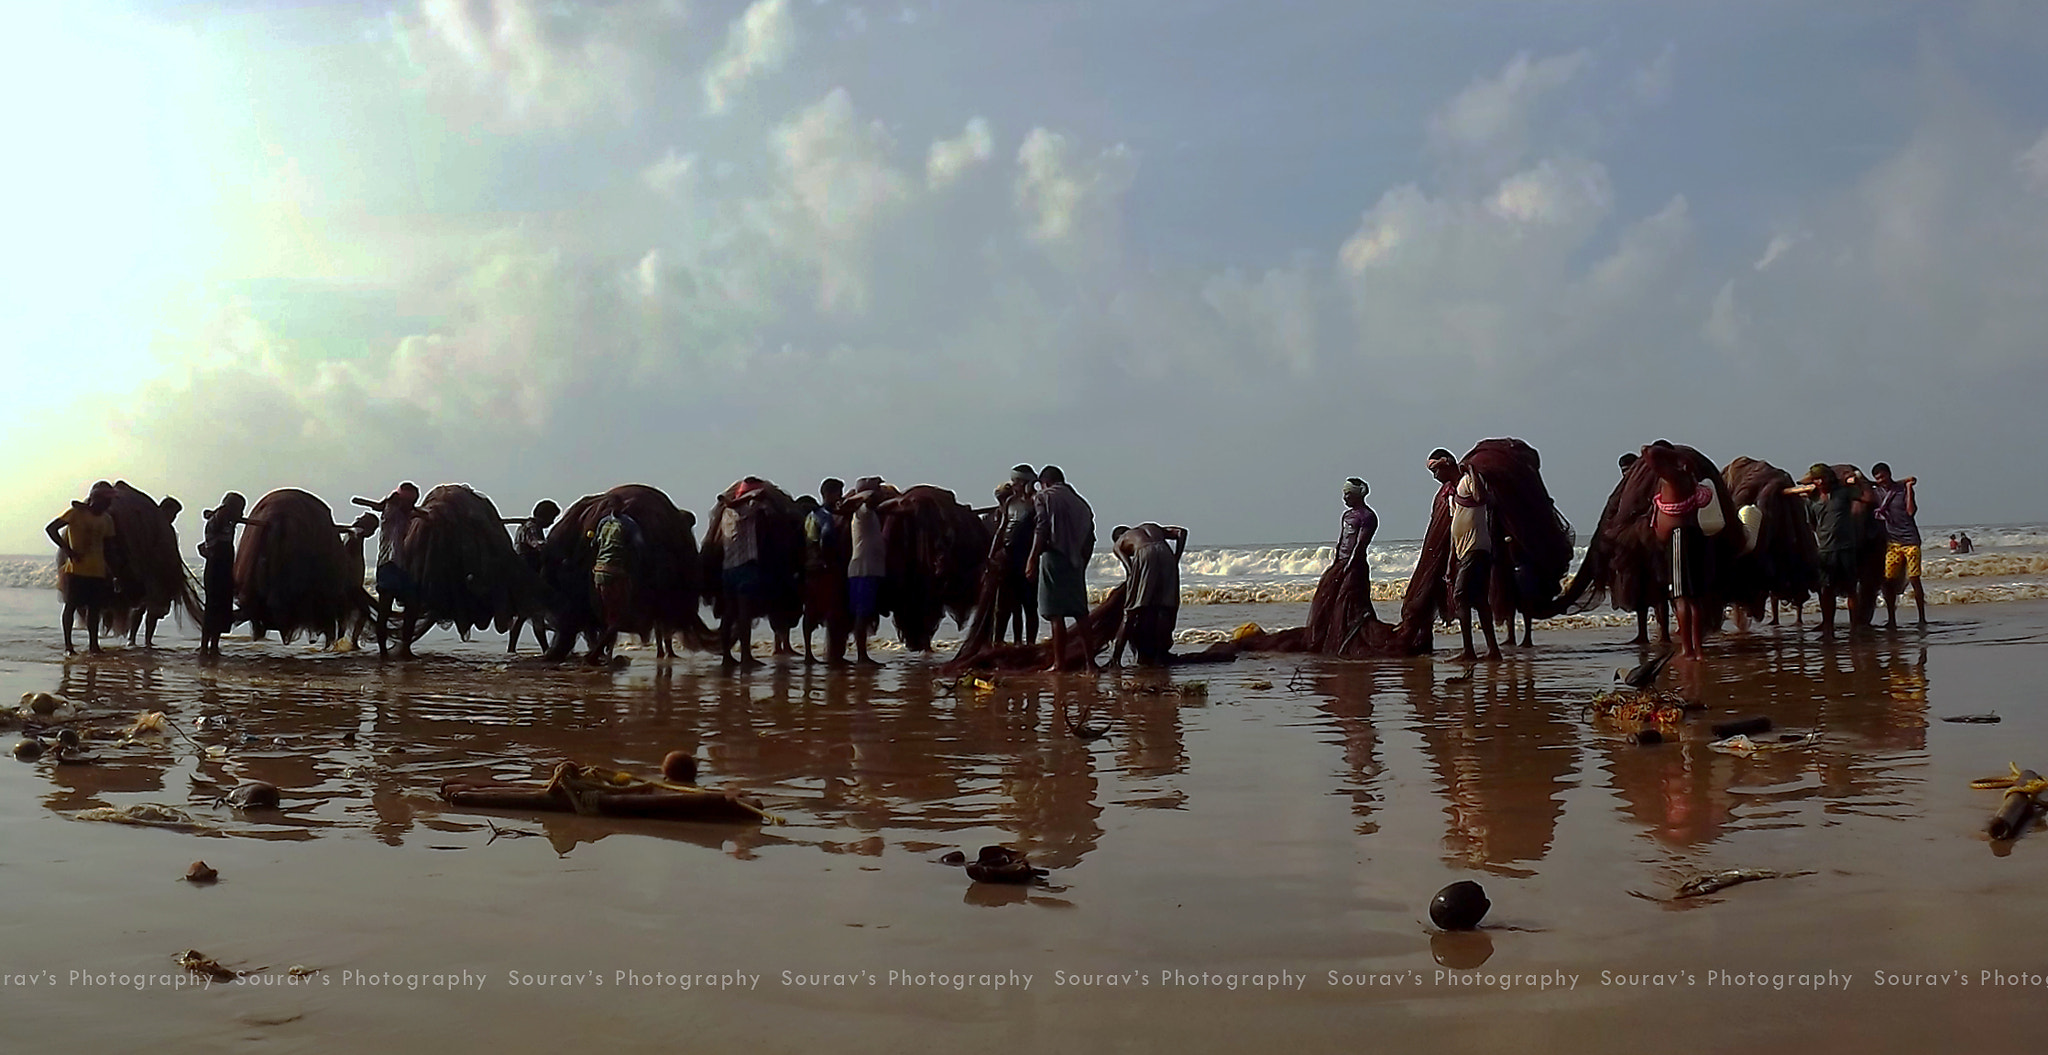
[
  {"left": 1026, "top": 465, "right": 1097, "bottom": 672},
  {"left": 1868, "top": 463, "right": 1924, "bottom": 628},
  {"left": 1786, "top": 465, "right": 1866, "bottom": 635},
  {"left": 46, "top": 483, "right": 118, "bottom": 654}
]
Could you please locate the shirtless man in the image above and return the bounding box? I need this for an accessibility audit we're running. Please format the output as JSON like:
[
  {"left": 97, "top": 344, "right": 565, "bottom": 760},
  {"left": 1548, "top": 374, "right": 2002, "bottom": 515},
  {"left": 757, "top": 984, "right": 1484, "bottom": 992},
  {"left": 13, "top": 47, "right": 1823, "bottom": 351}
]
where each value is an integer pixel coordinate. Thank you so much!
[
  {"left": 47, "top": 484, "right": 118, "bottom": 654},
  {"left": 1109, "top": 522, "right": 1188, "bottom": 667}
]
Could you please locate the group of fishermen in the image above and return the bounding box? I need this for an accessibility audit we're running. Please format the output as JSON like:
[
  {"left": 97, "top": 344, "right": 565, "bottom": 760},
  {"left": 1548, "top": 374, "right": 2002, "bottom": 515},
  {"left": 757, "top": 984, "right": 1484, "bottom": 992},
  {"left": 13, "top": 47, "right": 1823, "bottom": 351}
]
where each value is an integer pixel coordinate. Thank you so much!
[
  {"left": 43, "top": 440, "right": 1934, "bottom": 668},
  {"left": 1309, "top": 445, "right": 1932, "bottom": 667},
  {"left": 42, "top": 466, "right": 1191, "bottom": 673}
]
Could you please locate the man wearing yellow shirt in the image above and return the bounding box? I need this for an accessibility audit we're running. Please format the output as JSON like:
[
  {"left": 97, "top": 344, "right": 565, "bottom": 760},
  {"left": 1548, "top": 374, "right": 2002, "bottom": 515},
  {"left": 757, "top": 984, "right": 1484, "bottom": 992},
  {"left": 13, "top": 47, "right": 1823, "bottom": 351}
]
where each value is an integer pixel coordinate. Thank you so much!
[{"left": 46, "top": 484, "right": 119, "bottom": 654}]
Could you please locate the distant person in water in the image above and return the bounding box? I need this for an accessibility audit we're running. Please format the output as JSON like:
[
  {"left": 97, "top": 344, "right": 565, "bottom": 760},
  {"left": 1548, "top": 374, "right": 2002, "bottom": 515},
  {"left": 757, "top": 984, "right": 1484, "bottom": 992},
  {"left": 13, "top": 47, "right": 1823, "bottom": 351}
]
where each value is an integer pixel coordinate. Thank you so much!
[
  {"left": 503, "top": 500, "right": 558, "bottom": 653},
  {"left": 197, "top": 492, "right": 257, "bottom": 657},
  {"left": 1947, "top": 533, "right": 1959, "bottom": 553},
  {"left": 47, "top": 483, "right": 118, "bottom": 654},
  {"left": 1958, "top": 532, "right": 1974, "bottom": 554},
  {"left": 1431, "top": 449, "right": 1501, "bottom": 662},
  {"left": 1027, "top": 465, "right": 1097, "bottom": 673},
  {"left": 1109, "top": 522, "right": 1188, "bottom": 667},
  {"left": 1786, "top": 464, "right": 1866, "bottom": 637},
  {"left": 1868, "top": 463, "right": 1925, "bottom": 627}
]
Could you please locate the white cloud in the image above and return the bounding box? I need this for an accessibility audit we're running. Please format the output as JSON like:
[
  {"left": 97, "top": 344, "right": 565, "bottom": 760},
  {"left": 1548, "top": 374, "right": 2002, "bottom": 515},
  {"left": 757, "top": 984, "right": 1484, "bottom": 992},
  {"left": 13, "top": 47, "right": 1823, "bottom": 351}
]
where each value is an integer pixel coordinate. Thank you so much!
[
  {"left": 927, "top": 117, "right": 994, "bottom": 189},
  {"left": 1428, "top": 50, "right": 1589, "bottom": 170},
  {"left": 703, "top": 0, "right": 797, "bottom": 114},
  {"left": 762, "top": 88, "right": 912, "bottom": 311},
  {"left": 642, "top": 149, "right": 698, "bottom": 196},
  {"left": 1631, "top": 45, "right": 1675, "bottom": 107},
  {"left": 392, "top": 0, "right": 682, "bottom": 129},
  {"left": 1752, "top": 232, "right": 1802, "bottom": 271},
  {"left": 1014, "top": 127, "right": 1137, "bottom": 248},
  {"left": 2018, "top": 130, "right": 2048, "bottom": 190},
  {"left": 1704, "top": 279, "right": 1745, "bottom": 350}
]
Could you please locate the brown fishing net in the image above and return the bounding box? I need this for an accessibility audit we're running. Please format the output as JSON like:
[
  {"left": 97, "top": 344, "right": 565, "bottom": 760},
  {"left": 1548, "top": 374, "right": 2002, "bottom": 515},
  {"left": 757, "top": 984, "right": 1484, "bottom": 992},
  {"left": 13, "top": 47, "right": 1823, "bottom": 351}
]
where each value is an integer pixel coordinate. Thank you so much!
[
  {"left": 391, "top": 485, "right": 542, "bottom": 639},
  {"left": 91, "top": 481, "right": 200, "bottom": 636},
  {"left": 881, "top": 485, "right": 990, "bottom": 651},
  {"left": 1557, "top": 442, "right": 1743, "bottom": 619},
  {"left": 699, "top": 480, "right": 805, "bottom": 637},
  {"left": 235, "top": 488, "right": 367, "bottom": 643},
  {"left": 1722, "top": 456, "right": 1816, "bottom": 616},
  {"left": 542, "top": 484, "right": 710, "bottom": 658}
]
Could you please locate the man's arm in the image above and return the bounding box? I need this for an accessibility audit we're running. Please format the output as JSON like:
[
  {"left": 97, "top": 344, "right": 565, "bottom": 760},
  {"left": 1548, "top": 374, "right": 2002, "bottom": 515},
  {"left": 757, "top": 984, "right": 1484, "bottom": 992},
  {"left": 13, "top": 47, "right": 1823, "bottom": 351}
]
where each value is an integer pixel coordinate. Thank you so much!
[
  {"left": 1903, "top": 478, "right": 1918, "bottom": 518},
  {"left": 351, "top": 496, "right": 386, "bottom": 511},
  {"left": 46, "top": 517, "right": 75, "bottom": 564},
  {"left": 1165, "top": 526, "right": 1188, "bottom": 558},
  {"left": 1783, "top": 484, "right": 1816, "bottom": 496}
]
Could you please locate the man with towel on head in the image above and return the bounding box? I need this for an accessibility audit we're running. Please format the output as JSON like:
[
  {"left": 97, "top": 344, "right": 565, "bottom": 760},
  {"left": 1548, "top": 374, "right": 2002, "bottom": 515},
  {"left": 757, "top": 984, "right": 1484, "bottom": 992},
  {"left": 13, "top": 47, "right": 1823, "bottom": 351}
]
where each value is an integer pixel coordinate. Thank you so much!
[
  {"left": 1430, "top": 448, "right": 1501, "bottom": 662},
  {"left": 1109, "top": 522, "right": 1188, "bottom": 667},
  {"left": 1026, "top": 465, "right": 1097, "bottom": 673}
]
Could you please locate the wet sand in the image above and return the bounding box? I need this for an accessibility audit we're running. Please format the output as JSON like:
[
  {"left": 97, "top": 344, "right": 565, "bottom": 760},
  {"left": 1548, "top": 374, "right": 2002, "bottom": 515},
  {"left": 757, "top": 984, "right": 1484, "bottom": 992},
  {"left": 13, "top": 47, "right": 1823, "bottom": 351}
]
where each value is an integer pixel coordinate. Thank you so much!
[{"left": 4, "top": 587, "right": 2048, "bottom": 1053}]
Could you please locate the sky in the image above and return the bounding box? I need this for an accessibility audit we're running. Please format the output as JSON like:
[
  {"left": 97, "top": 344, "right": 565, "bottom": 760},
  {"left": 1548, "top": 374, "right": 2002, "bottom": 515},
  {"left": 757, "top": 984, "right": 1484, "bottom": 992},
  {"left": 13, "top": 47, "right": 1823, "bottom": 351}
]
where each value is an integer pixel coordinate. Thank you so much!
[{"left": 5, "top": 0, "right": 2048, "bottom": 551}]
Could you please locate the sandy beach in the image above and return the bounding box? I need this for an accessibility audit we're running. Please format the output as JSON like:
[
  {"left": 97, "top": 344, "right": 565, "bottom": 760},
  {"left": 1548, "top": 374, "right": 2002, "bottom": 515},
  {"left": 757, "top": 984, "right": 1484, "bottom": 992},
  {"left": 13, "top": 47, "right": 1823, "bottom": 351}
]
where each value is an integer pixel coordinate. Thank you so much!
[{"left": 3, "top": 585, "right": 2046, "bottom": 1053}]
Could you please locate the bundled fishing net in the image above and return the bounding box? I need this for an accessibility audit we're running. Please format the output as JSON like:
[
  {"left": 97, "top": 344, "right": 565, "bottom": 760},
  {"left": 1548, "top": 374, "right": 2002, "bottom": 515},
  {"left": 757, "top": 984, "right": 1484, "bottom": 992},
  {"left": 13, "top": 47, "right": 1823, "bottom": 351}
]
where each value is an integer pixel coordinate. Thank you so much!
[
  {"left": 699, "top": 480, "right": 805, "bottom": 635},
  {"left": 1462, "top": 439, "right": 1576, "bottom": 622},
  {"left": 542, "top": 484, "right": 710, "bottom": 657},
  {"left": 93, "top": 481, "right": 200, "bottom": 636},
  {"left": 1722, "top": 457, "right": 1816, "bottom": 616},
  {"left": 1557, "top": 442, "right": 1742, "bottom": 619},
  {"left": 392, "top": 485, "right": 541, "bottom": 638},
  {"left": 1831, "top": 463, "right": 1890, "bottom": 626},
  {"left": 945, "top": 583, "right": 1129, "bottom": 670},
  {"left": 881, "top": 485, "right": 990, "bottom": 651},
  {"left": 235, "top": 489, "right": 365, "bottom": 643}
]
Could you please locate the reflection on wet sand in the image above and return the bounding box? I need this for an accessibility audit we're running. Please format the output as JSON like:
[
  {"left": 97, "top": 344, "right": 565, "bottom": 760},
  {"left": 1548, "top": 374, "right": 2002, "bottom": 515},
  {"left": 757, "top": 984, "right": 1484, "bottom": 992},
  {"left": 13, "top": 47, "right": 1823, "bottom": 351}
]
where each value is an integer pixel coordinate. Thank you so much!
[
  {"left": 13, "top": 625, "right": 1951, "bottom": 875},
  {"left": 1412, "top": 658, "right": 1577, "bottom": 876}
]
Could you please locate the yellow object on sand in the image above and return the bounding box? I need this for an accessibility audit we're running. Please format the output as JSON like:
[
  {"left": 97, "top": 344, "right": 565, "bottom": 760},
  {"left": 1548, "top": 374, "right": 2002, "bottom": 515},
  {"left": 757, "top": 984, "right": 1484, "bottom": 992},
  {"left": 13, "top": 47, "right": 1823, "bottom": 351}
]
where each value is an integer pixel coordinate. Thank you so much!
[
  {"left": 1970, "top": 762, "right": 2048, "bottom": 795},
  {"left": 1231, "top": 622, "right": 1265, "bottom": 641}
]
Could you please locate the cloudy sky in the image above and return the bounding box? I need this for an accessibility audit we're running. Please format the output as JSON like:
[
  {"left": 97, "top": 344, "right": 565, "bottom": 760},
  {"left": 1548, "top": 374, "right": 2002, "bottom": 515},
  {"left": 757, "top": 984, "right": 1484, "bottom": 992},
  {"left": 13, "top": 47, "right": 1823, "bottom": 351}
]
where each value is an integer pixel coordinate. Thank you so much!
[{"left": 5, "top": 0, "right": 2047, "bottom": 552}]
